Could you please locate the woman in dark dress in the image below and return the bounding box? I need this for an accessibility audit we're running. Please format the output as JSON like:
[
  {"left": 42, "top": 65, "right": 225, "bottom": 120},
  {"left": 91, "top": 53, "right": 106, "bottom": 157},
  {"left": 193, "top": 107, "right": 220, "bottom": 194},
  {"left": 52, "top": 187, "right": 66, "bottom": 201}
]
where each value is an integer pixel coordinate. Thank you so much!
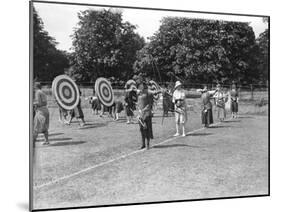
[
  {"left": 137, "top": 82, "right": 156, "bottom": 150},
  {"left": 162, "top": 84, "right": 173, "bottom": 117},
  {"left": 33, "top": 82, "right": 50, "bottom": 145},
  {"left": 124, "top": 84, "right": 137, "bottom": 124},
  {"left": 230, "top": 84, "right": 239, "bottom": 118},
  {"left": 197, "top": 85, "right": 217, "bottom": 128}
]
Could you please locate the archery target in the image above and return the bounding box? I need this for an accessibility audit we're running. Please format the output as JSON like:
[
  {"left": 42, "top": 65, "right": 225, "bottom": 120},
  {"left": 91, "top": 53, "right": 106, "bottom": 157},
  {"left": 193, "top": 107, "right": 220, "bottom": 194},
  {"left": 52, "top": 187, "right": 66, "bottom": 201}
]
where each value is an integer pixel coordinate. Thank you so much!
[
  {"left": 149, "top": 80, "right": 160, "bottom": 101},
  {"left": 95, "top": 77, "right": 114, "bottom": 107},
  {"left": 125, "top": 79, "right": 137, "bottom": 90},
  {"left": 52, "top": 75, "right": 80, "bottom": 110}
]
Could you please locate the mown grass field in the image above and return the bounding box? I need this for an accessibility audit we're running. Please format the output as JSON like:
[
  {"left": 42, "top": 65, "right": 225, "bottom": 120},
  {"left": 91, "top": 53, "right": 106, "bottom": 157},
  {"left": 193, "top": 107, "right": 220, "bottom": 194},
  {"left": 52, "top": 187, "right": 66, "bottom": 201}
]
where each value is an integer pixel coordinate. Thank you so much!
[{"left": 32, "top": 93, "right": 269, "bottom": 210}]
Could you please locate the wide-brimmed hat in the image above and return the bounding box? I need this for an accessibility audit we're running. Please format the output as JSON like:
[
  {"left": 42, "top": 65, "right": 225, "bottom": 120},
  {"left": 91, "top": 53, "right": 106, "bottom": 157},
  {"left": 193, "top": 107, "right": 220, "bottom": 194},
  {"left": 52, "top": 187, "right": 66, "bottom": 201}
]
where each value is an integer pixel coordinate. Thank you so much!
[
  {"left": 174, "top": 81, "right": 182, "bottom": 89},
  {"left": 202, "top": 86, "right": 208, "bottom": 92}
]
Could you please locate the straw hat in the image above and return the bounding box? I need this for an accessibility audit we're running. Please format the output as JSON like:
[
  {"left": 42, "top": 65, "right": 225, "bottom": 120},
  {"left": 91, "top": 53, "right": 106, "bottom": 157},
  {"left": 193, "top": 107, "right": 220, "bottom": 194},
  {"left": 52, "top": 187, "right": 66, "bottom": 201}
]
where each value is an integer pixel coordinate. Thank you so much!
[{"left": 174, "top": 81, "right": 182, "bottom": 89}]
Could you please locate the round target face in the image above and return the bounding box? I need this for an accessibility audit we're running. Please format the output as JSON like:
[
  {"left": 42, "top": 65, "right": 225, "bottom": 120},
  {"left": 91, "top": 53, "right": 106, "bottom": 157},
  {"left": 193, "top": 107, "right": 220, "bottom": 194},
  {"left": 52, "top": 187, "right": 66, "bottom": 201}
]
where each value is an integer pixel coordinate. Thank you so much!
[
  {"left": 125, "top": 79, "right": 137, "bottom": 90},
  {"left": 52, "top": 75, "right": 80, "bottom": 110},
  {"left": 149, "top": 80, "right": 160, "bottom": 101},
  {"left": 95, "top": 77, "right": 114, "bottom": 107}
]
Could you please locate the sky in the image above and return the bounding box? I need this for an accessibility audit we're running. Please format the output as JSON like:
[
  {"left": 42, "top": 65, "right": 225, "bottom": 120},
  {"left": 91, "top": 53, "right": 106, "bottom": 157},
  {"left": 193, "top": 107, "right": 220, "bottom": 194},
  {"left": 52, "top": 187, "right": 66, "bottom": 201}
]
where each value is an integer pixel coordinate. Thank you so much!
[{"left": 33, "top": 2, "right": 268, "bottom": 52}]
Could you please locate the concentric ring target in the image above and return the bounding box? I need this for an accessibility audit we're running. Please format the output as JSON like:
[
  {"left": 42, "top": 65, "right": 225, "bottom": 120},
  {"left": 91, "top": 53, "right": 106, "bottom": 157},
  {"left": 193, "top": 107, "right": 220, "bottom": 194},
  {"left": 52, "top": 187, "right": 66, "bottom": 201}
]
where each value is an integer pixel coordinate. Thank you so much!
[
  {"left": 149, "top": 80, "right": 160, "bottom": 101},
  {"left": 95, "top": 77, "right": 114, "bottom": 107},
  {"left": 52, "top": 75, "right": 80, "bottom": 110},
  {"left": 125, "top": 79, "right": 137, "bottom": 90}
]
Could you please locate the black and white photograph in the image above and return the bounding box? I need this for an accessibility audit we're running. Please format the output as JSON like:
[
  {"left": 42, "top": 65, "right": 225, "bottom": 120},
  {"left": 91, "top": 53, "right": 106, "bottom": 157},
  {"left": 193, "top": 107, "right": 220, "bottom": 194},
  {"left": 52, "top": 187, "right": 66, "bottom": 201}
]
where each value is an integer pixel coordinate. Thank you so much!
[{"left": 30, "top": 0, "right": 269, "bottom": 211}]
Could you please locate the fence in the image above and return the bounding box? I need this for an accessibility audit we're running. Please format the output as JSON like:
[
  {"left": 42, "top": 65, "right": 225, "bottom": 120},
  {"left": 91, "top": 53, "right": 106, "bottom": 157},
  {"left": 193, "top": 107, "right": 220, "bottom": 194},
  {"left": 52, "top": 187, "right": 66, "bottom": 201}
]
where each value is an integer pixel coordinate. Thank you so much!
[{"left": 37, "top": 81, "right": 268, "bottom": 109}]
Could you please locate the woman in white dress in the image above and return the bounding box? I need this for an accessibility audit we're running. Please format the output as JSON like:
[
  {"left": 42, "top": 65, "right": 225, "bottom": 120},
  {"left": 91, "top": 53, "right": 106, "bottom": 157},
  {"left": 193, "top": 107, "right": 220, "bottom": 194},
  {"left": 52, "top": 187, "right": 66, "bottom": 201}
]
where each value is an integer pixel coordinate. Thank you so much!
[
  {"left": 172, "top": 81, "right": 188, "bottom": 137},
  {"left": 213, "top": 84, "right": 227, "bottom": 122}
]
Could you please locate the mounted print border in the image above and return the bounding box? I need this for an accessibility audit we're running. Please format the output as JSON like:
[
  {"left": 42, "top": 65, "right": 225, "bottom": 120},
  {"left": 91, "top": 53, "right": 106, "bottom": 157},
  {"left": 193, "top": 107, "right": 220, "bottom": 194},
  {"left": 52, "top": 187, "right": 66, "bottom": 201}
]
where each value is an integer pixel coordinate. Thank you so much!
[{"left": 29, "top": 0, "right": 270, "bottom": 211}]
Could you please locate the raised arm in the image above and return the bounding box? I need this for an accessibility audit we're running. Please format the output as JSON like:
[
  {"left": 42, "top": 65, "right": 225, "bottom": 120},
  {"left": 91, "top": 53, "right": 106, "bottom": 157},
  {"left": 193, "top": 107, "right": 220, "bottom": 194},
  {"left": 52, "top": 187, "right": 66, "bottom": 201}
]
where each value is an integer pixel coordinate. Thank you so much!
[{"left": 208, "top": 89, "right": 218, "bottom": 96}]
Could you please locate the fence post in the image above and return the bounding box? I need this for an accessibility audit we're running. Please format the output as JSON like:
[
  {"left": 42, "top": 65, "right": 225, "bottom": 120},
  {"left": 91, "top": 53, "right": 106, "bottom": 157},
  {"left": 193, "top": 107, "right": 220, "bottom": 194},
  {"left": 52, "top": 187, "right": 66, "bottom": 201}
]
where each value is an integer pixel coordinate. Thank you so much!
[{"left": 250, "top": 84, "right": 254, "bottom": 100}]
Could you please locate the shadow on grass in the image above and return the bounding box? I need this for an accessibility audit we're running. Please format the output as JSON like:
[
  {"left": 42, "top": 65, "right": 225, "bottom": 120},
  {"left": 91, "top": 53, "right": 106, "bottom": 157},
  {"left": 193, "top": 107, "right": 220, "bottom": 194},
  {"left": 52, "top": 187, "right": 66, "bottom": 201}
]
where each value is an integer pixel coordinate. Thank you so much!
[
  {"left": 78, "top": 123, "right": 107, "bottom": 129},
  {"left": 224, "top": 120, "right": 241, "bottom": 123},
  {"left": 237, "top": 116, "right": 254, "bottom": 119},
  {"left": 153, "top": 144, "right": 202, "bottom": 149},
  {"left": 36, "top": 137, "right": 72, "bottom": 142},
  {"left": 188, "top": 132, "right": 213, "bottom": 136},
  {"left": 48, "top": 132, "right": 64, "bottom": 137},
  {"left": 114, "top": 118, "right": 127, "bottom": 121},
  {"left": 49, "top": 137, "right": 72, "bottom": 142},
  {"left": 209, "top": 125, "right": 231, "bottom": 129},
  {"left": 50, "top": 141, "right": 86, "bottom": 147},
  {"left": 114, "top": 120, "right": 127, "bottom": 123}
]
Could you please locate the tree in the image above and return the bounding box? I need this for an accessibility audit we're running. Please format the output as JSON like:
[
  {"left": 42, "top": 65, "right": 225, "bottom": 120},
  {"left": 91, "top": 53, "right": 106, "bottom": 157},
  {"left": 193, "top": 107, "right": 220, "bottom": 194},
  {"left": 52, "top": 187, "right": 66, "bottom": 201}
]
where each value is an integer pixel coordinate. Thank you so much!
[
  {"left": 256, "top": 29, "right": 269, "bottom": 83},
  {"left": 134, "top": 17, "right": 259, "bottom": 85},
  {"left": 70, "top": 9, "right": 145, "bottom": 82},
  {"left": 33, "top": 7, "right": 69, "bottom": 81}
]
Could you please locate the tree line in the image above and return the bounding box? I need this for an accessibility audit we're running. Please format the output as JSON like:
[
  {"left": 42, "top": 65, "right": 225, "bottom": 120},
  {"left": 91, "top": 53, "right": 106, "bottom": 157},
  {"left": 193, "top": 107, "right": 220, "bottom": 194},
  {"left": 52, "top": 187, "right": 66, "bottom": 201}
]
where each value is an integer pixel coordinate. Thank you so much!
[{"left": 33, "top": 7, "right": 269, "bottom": 86}]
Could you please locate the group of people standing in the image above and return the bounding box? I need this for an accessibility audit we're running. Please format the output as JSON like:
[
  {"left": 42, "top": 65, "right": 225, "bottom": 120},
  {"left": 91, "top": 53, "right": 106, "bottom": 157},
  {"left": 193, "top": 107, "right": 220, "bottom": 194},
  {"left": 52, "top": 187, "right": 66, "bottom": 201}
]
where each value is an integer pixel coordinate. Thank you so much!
[
  {"left": 198, "top": 83, "right": 239, "bottom": 127},
  {"left": 170, "top": 81, "right": 239, "bottom": 137},
  {"left": 32, "top": 80, "right": 239, "bottom": 150}
]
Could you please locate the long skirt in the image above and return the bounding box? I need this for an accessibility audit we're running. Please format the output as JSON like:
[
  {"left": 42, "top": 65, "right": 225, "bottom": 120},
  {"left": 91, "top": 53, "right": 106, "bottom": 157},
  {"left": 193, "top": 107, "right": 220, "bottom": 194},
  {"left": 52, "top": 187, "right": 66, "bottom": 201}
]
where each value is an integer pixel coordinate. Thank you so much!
[
  {"left": 34, "top": 106, "right": 49, "bottom": 133},
  {"left": 91, "top": 99, "right": 101, "bottom": 111},
  {"left": 231, "top": 101, "right": 238, "bottom": 113},
  {"left": 115, "top": 101, "right": 124, "bottom": 113},
  {"left": 71, "top": 101, "right": 84, "bottom": 119},
  {"left": 163, "top": 97, "right": 173, "bottom": 115},
  {"left": 125, "top": 104, "right": 134, "bottom": 116},
  {"left": 201, "top": 108, "right": 213, "bottom": 125},
  {"left": 216, "top": 106, "right": 226, "bottom": 119},
  {"left": 139, "top": 115, "right": 153, "bottom": 140}
]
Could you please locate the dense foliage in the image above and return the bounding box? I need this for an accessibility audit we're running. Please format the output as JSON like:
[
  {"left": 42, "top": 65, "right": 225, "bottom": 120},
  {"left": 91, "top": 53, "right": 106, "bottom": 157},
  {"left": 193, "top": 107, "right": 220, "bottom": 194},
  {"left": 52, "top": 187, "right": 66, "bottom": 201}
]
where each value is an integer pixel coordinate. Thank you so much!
[
  {"left": 256, "top": 29, "right": 269, "bottom": 82},
  {"left": 69, "top": 9, "right": 145, "bottom": 82},
  {"left": 33, "top": 8, "right": 268, "bottom": 86},
  {"left": 33, "top": 8, "right": 69, "bottom": 81},
  {"left": 134, "top": 17, "right": 266, "bottom": 85}
]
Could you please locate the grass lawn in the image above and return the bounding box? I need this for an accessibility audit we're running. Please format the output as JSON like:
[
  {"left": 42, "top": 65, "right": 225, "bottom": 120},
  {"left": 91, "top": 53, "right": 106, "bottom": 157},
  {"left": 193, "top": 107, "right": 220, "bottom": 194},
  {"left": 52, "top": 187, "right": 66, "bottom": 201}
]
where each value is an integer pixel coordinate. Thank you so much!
[{"left": 32, "top": 97, "right": 268, "bottom": 210}]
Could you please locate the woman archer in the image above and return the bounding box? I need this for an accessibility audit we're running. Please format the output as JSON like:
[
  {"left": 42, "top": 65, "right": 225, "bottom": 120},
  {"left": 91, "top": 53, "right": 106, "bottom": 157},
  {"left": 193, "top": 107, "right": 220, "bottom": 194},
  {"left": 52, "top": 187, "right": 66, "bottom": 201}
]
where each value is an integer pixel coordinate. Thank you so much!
[
  {"left": 213, "top": 84, "right": 228, "bottom": 122},
  {"left": 197, "top": 85, "right": 218, "bottom": 128}
]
